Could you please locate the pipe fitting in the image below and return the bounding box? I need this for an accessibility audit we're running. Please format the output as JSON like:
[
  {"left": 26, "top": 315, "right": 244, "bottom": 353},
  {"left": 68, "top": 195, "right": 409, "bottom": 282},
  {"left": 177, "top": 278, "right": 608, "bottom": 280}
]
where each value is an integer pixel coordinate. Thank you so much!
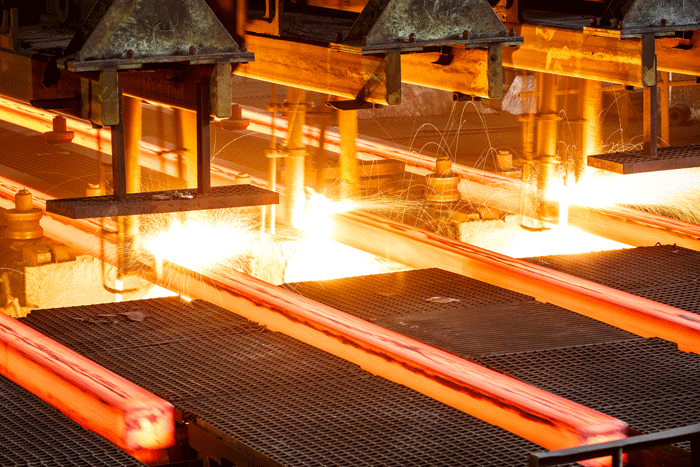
[{"left": 4, "top": 189, "right": 42, "bottom": 240}]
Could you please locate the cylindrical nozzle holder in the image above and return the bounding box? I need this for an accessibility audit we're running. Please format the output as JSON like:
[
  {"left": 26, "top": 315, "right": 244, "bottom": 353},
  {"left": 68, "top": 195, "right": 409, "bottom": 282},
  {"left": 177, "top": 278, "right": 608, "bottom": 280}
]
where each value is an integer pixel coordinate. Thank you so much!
[
  {"left": 435, "top": 157, "right": 453, "bottom": 177},
  {"left": 5, "top": 189, "right": 43, "bottom": 240},
  {"left": 234, "top": 173, "right": 252, "bottom": 185}
]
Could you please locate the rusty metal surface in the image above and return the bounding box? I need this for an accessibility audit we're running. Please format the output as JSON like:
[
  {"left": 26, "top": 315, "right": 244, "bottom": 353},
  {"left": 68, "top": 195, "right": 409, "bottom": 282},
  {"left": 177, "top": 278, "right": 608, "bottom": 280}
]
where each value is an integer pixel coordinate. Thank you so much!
[
  {"left": 62, "top": 0, "right": 249, "bottom": 69},
  {"left": 344, "top": 0, "right": 511, "bottom": 47},
  {"left": 587, "top": 143, "right": 700, "bottom": 174},
  {"left": 0, "top": 374, "right": 147, "bottom": 467},
  {"left": 22, "top": 297, "right": 554, "bottom": 467},
  {"left": 46, "top": 184, "right": 279, "bottom": 218},
  {"left": 601, "top": 0, "right": 700, "bottom": 30}
]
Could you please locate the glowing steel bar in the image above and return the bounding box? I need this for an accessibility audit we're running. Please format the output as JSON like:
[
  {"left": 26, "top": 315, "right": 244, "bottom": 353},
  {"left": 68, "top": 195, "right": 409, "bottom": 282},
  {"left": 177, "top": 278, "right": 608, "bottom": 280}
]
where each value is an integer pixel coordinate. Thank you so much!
[
  {"left": 0, "top": 175, "right": 627, "bottom": 461},
  {"left": 0, "top": 312, "right": 174, "bottom": 463},
  {"left": 331, "top": 209, "right": 700, "bottom": 353}
]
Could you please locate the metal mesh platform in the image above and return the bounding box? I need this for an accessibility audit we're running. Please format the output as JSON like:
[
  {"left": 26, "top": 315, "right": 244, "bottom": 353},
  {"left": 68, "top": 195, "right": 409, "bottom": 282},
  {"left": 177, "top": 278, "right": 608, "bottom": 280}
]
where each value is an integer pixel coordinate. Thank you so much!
[
  {"left": 587, "top": 143, "right": 700, "bottom": 174},
  {"left": 22, "top": 297, "right": 549, "bottom": 467},
  {"left": 282, "top": 247, "right": 700, "bottom": 447},
  {"left": 474, "top": 338, "right": 700, "bottom": 442},
  {"left": 525, "top": 244, "right": 700, "bottom": 315},
  {"left": 0, "top": 374, "right": 146, "bottom": 467},
  {"left": 284, "top": 268, "right": 637, "bottom": 357},
  {"left": 46, "top": 184, "right": 279, "bottom": 218}
]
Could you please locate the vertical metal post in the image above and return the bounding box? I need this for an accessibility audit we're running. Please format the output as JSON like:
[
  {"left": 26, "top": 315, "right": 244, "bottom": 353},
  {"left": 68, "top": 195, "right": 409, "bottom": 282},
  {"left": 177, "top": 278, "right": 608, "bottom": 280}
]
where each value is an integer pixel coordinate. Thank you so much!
[
  {"left": 122, "top": 94, "right": 142, "bottom": 241},
  {"left": 284, "top": 86, "right": 307, "bottom": 227},
  {"left": 174, "top": 108, "right": 198, "bottom": 189},
  {"left": 338, "top": 108, "right": 360, "bottom": 199},
  {"left": 642, "top": 33, "right": 658, "bottom": 158},
  {"left": 691, "top": 434, "right": 700, "bottom": 467},
  {"left": 643, "top": 84, "right": 658, "bottom": 158},
  {"left": 579, "top": 78, "right": 602, "bottom": 182},
  {"left": 611, "top": 448, "right": 623, "bottom": 467},
  {"left": 534, "top": 72, "right": 559, "bottom": 220},
  {"left": 659, "top": 71, "right": 670, "bottom": 147},
  {"left": 111, "top": 90, "right": 127, "bottom": 201},
  {"left": 197, "top": 82, "right": 211, "bottom": 195}
]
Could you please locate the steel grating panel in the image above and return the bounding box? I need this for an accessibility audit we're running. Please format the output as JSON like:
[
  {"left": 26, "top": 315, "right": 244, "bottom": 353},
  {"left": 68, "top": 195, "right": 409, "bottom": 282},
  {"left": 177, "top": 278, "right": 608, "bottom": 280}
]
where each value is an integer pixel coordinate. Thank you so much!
[
  {"left": 526, "top": 245, "right": 700, "bottom": 315},
  {"left": 587, "top": 143, "right": 700, "bottom": 174},
  {"left": 23, "top": 298, "right": 554, "bottom": 467},
  {"left": 284, "top": 268, "right": 529, "bottom": 322},
  {"left": 46, "top": 184, "right": 279, "bottom": 218},
  {"left": 0, "top": 374, "right": 147, "bottom": 467},
  {"left": 284, "top": 268, "right": 637, "bottom": 356},
  {"left": 475, "top": 338, "right": 700, "bottom": 444}
]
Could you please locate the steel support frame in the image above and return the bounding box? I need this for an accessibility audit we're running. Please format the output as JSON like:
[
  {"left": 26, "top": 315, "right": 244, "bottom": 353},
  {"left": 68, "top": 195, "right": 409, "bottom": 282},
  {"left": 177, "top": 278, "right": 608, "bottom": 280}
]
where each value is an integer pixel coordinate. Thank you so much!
[{"left": 235, "top": 34, "right": 497, "bottom": 101}]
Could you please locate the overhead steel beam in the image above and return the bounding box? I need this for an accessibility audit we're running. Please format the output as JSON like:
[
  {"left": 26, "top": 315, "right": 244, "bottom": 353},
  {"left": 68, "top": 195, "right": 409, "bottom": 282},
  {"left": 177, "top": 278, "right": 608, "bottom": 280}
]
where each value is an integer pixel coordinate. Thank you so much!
[
  {"left": 235, "top": 34, "right": 499, "bottom": 100},
  {"left": 503, "top": 23, "right": 648, "bottom": 86},
  {"left": 656, "top": 32, "right": 700, "bottom": 77},
  {"left": 504, "top": 24, "right": 700, "bottom": 84}
]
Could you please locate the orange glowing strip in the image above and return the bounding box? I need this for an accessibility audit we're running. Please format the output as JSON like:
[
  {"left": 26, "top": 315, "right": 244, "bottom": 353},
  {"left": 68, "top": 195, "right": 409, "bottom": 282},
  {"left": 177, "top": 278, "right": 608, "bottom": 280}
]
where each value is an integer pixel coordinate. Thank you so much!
[
  {"left": 0, "top": 312, "right": 174, "bottom": 463},
  {"left": 331, "top": 209, "right": 700, "bottom": 354},
  {"left": 0, "top": 175, "right": 627, "bottom": 463}
]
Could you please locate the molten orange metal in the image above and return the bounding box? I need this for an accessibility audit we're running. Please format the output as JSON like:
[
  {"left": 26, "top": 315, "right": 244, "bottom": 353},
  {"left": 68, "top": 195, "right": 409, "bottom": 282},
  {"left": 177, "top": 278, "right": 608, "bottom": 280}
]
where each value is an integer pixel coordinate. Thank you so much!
[
  {"left": 0, "top": 174, "right": 628, "bottom": 461},
  {"left": 0, "top": 312, "right": 174, "bottom": 462}
]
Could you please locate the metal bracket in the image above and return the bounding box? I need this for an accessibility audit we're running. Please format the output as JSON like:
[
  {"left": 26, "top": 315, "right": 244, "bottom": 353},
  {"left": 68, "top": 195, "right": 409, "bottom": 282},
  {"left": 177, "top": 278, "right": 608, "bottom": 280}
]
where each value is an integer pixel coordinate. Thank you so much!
[
  {"left": 326, "top": 100, "right": 384, "bottom": 111},
  {"left": 80, "top": 69, "right": 119, "bottom": 127}
]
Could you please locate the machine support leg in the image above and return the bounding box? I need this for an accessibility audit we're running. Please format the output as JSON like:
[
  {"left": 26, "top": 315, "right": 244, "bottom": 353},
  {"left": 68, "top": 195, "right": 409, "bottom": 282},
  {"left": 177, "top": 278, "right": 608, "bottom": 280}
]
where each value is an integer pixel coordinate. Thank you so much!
[
  {"left": 196, "top": 82, "right": 211, "bottom": 195},
  {"left": 643, "top": 84, "right": 658, "bottom": 158},
  {"left": 338, "top": 108, "right": 360, "bottom": 199},
  {"left": 122, "top": 94, "right": 142, "bottom": 241},
  {"left": 284, "top": 87, "right": 307, "bottom": 227},
  {"left": 174, "top": 108, "right": 198, "bottom": 189},
  {"left": 579, "top": 79, "right": 602, "bottom": 182},
  {"left": 659, "top": 72, "right": 670, "bottom": 147},
  {"left": 111, "top": 90, "right": 127, "bottom": 201},
  {"left": 534, "top": 72, "right": 559, "bottom": 220}
]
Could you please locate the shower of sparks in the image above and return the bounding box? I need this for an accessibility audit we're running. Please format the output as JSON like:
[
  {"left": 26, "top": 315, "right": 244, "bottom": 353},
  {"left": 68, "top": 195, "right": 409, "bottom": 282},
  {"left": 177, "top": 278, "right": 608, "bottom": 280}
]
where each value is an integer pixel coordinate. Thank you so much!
[
  {"left": 139, "top": 199, "right": 409, "bottom": 286},
  {"left": 546, "top": 166, "right": 700, "bottom": 225},
  {"left": 461, "top": 216, "right": 630, "bottom": 258}
]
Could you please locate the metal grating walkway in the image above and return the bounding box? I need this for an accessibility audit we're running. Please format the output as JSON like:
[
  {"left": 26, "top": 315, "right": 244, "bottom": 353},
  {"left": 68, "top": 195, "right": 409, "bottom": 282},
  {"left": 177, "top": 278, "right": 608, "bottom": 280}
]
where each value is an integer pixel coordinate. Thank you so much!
[
  {"left": 0, "top": 374, "right": 147, "bottom": 467},
  {"left": 587, "top": 143, "right": 700, "bottom": 174},
  {"left": 284, "top": 268, "right": 638, "bottom": 357},
  {"left": 283, "top": 245, "right": 700, "bottom": 449},
  {"left": 22, "top": 297, "right": 549, "bottom": 467},
  {"left": 475, "top": 338, "right": 700, "bottom": 445},
  {"left": 525, "top": 244, "right": 700, "bottom": 315}
]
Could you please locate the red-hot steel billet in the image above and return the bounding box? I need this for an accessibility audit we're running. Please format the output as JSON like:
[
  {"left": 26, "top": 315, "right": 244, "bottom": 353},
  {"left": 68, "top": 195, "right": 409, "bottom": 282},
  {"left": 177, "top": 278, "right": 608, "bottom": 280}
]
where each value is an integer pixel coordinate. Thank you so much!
[{"left": 0, "top": 312, "right": 174, "bottom": 463}]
